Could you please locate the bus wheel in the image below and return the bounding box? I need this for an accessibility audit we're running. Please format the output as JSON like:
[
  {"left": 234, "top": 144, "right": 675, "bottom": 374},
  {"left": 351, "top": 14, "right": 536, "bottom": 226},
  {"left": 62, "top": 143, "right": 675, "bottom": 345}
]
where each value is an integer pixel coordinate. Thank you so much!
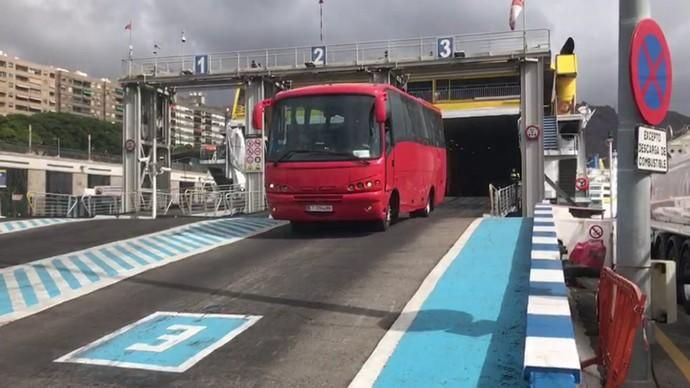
[
  {"left": 412, "top": 192, "right": 433, "bottom": 218},
  {"left": 376, "top": 205, "right": 392, "bottom": 232}
]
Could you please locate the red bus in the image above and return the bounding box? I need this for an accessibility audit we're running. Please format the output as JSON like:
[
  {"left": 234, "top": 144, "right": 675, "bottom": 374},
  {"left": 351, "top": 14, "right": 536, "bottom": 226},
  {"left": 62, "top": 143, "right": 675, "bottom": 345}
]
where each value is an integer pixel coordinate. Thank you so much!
[{"left": 252, "top": 83, "right": 446, "bottom": 231}]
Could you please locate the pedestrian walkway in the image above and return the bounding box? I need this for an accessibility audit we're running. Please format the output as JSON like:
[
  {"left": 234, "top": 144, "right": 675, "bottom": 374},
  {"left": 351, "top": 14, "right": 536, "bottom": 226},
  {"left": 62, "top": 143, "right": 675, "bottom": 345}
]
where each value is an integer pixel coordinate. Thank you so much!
[
  {"left": 0, "top": 217, "right": 283, "bottom": 326},
  {"left": 351, "top": 217, "right": 532, "bottom": 387},
  {"left": 0, "top": 218, "right": 88, "bottom": 234}
]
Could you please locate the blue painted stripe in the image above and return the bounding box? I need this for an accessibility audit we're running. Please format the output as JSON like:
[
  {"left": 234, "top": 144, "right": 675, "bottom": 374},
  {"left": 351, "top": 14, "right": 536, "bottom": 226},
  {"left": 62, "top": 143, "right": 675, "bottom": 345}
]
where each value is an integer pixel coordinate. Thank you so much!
[
  {"left": 69, "top": 256, "right": 100, "bottom": 283},
  {"left": 16, "top": 221, "right": 28, "bottom": 229},
  {"left": 139, "top": 238, "right": 177, "bottom": 257},
  {"left": 123, "top": 242, "right": 162, "bottom": 262},
  {"left": 526, "top": 314, "right": 575, "bottom": 338},
  {"left": 188, "top": 224, "right": 227, "bottom": 238},
  {"left": 112, "top": 245, "right": 151, "bottom": 266},
  {"left": 200, "top": 223, "right": 243, "bottom": 238},
  {"left": 533, "top": 231, "right": 558, "bottom": 238},
  {"left": 0, "top": 275, "right": 13, "bottom": 314},
  {"left": 529, "top": 281, "right": 568, "bottom": 297},
  {"left": 149, "top": 236, "right": 190, "bottom": 254},
  {"left": 84, "top": 252, "right": 119, "bottom": 277},
  {"left": 32, "top": 264, "right": 60, "bottom": 298},
  {"left": 529, "top": 371, "right": 576, "bottom": 388},
  {"left": 531, "top": 259, "right": 563, "bottom": 270},
  {"left": 98, "top": 248, "right": 134, "bottom": 271},
  {"left": 185, "top": 228, "right": 225, "bottom": 243},
  {"left": 186, "top": 224, "right": 228, "bottom": 239},
  {"left": 40, "top": 219, "right": 51, "bottom": 225},
  {"left": 534, "top": 222, "right": 555, "bottom": 227},
  {"left": 374, "top": 218, "right": 532, "bottom": 388},
  {"left": 236, "top": 219, "right": 270, "bottom": 228},
  {"left": 175, "top": 231, "right": 219, "bottom": 246},
  {"left": 14, "top": 268, "right": 38, "bottom": 306},
  {"left": 532, "top": 243, "right": 560, "bottom": 251},
  {"left": 28, "top": 219, "right": 40, "bottom": 227},
  {"left": 4, "top": 222, "right": 14, "bottom": 231},
  {"left": 221, "top": 222, "right": 256, "bottom": 234},
  {"left": 164, "top": 234, "right": 204, "bottom": 250},
  {"left": 52, "top": 259, "right": 82, "bottom": 289}
]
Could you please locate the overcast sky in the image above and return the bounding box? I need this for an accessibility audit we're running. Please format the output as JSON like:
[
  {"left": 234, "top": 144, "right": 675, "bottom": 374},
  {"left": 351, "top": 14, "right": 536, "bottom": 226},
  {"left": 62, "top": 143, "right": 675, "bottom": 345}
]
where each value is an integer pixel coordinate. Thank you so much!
[{"left": 1, "top": 0, "right": 688, "bottom": 114}]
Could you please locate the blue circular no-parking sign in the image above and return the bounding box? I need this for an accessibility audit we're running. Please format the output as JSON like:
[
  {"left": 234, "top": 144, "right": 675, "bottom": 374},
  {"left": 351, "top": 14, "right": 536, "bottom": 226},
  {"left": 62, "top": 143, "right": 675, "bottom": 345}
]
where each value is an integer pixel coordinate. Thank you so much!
[{"left": 630, "top": 19, "right": 673, "bottom": 126}]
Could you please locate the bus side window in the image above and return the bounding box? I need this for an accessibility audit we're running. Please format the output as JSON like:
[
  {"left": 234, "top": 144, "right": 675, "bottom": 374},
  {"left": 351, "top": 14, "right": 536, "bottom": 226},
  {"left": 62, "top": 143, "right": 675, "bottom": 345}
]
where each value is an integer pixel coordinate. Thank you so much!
[{"left": 385, "top": 119, "right": 394, "bottom": 154}]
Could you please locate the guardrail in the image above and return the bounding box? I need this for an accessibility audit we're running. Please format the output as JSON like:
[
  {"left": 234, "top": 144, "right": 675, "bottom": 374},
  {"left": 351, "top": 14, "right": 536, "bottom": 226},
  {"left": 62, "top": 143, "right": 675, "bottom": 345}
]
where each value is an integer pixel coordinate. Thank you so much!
[
  {"left": 0, "top": 141, "right": 121, "bottom": 164},
  {"left": 489, "top": 183, "right": 519, "bottom": 217},
  {"left": 180, "top": 185, "right": 265, "bottom": 217},
  {"left": 123, "top": 29, "right": 551, "bottom": 77},
  {"left": 523, "top": 201, "right": 581, "bottom": 387}
]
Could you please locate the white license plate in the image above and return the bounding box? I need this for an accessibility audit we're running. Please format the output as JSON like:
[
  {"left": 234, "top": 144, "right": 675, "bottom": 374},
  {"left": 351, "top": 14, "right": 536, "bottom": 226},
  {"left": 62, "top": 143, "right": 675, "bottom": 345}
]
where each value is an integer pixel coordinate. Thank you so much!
[{"left": 306, "top": 204, "right": 333, "bottom": 213}]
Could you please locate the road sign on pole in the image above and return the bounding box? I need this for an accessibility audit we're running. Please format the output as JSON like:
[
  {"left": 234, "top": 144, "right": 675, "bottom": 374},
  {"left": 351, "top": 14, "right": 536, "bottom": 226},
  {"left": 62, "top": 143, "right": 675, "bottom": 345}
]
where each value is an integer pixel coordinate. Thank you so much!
[
  {"left": 636, "top": 125, "right": 668, "bottom": 173},
  {"left": 630, "top": 18, "right": 672, "bottom": 126},
  {"left": 525, "top": 125, "right": 540, "bottom": 141}
]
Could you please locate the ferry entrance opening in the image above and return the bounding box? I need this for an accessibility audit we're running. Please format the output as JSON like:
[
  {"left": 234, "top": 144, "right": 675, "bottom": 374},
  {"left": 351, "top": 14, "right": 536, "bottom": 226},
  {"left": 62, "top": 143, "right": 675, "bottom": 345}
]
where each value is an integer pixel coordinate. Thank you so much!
[{"left": 444, "top": 115, "right": 521, "bottom": 197}]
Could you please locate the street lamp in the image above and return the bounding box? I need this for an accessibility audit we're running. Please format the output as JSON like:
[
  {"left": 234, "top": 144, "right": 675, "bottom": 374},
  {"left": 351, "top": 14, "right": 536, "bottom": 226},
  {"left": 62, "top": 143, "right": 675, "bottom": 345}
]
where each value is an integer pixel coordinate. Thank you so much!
[{"left": 606, "top": 131, "right": 614, "bottom": 218}]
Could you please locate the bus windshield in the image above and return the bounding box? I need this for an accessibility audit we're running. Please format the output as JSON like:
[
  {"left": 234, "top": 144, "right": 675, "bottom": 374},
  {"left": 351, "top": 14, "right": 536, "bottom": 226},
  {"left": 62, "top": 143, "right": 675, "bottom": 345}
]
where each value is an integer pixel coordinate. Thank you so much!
[{"left": 267, "top": 94, "right": 381, "bottom": 162}]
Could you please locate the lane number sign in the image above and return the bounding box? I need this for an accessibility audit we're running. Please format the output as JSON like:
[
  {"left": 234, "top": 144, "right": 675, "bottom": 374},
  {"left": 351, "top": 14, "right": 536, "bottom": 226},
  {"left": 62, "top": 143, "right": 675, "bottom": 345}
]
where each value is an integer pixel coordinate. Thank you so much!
[
  {"left": 636, "top": 125, "right": 668, "bottom": 173},
  {"left": 194, "top": 55, "right": 208, "bottom": 74},
  {"left": 311, "top": 46, "right": 326, "bottom": 65},
  {"left": 437, "top": 37, "right": 454, "bottom": 59}
]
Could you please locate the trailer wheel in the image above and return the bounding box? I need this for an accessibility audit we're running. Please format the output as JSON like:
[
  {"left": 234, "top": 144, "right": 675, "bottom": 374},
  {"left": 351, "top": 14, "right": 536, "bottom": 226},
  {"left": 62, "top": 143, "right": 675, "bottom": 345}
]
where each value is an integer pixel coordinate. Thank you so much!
[
  {"left": 653, "top": 234, "right": 667, "bottom": 260},
  {"left": 680, "top": 242, "right": 690, "bottom": 314}
]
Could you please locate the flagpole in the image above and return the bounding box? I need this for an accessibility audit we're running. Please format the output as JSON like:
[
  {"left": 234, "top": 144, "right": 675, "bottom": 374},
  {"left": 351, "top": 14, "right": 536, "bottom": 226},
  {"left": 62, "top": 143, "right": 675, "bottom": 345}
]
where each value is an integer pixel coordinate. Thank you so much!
[
  {"left": 522, "top": 2, "right": 527, "bottom": 54},
  {"left": 127, "top": 20, "right": 133, "bottom": 76},
  {"left": 319, "top": 0, "right": 324, "bottom": 43}
]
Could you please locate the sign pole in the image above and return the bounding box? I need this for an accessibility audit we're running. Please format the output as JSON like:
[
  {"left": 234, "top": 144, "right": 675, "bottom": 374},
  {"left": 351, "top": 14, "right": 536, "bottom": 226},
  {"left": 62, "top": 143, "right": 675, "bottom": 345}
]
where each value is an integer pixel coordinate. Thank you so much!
[{"left": 618, "top": 0, "right": 653, "bottom": 386}]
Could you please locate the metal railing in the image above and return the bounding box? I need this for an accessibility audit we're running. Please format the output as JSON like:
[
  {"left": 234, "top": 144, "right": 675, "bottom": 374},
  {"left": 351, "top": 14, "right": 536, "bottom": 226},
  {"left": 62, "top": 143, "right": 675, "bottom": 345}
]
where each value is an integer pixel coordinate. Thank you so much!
[
  {"left": 123, "top": 29, "right": 550, "bottom": 77},
  {"left": 180, "top": 184, "right": 264, "bottom": 217},
  {"left": 489, "top": 183, "right": 519, "bottom": 217},
  {"left": 28, "top": 192, "right": 83, "bottom": 218},
  {"left": 0, "top": 141, "right": 122, "bottom": 164},
  {"left": 409, "top": 83, "right": 521, "bottom": 103}
]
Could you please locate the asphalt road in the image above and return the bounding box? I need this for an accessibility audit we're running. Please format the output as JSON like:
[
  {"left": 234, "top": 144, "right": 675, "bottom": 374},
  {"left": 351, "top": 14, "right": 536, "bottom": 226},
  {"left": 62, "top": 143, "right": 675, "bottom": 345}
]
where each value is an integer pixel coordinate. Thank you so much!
[
  {"left": 0, "top": 198, "right": 486, "bottom": 387},
  {"left": 0, "top": 217, "right": 199, "bottom": 268}
]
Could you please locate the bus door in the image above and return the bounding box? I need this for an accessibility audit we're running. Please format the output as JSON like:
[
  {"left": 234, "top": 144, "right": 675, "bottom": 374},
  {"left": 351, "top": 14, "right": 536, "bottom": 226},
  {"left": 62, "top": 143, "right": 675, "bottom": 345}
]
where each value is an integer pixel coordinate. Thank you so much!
[{"left": 384, "top": 118, "right": 396, "bottom": 195}]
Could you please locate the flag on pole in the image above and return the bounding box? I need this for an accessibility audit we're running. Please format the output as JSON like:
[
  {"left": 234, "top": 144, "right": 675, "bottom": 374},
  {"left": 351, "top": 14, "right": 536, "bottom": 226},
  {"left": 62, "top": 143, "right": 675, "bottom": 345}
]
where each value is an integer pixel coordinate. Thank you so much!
[
  {"left": 181, "top": 30, "right": 187, "bottom": 43},
  {"left": 125, "top": 21, "right": 132, "bottom": 30},
  {"left": 509, "top": 0, "right": 524, "bottom": 31}
]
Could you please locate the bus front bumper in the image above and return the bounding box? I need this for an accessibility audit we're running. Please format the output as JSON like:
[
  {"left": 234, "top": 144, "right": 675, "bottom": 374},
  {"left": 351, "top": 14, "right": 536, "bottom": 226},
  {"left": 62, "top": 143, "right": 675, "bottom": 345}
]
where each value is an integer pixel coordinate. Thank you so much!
[{"left": 267, "top": 191, "right": 388, "bottom": 222}]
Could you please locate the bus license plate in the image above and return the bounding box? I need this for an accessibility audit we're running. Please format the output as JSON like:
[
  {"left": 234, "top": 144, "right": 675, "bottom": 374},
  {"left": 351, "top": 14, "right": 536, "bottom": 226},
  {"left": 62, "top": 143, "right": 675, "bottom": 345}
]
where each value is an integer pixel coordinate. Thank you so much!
[{"left": 306, "top": 204, "right": 333, "bottom": 213}]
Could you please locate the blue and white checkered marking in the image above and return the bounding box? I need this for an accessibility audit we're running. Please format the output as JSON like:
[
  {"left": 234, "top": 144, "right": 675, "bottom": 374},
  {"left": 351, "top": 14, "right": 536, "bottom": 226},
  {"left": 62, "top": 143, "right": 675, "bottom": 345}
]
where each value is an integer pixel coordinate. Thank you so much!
[
  {"left": 524, "top": 201, "right": 580, "bottom": 387},
  {"left": 0, "top": 218, "right": 88, "bottom": 235},
  {"left": 55, "top": 311, "right": 261, "bottom": 372},
  {"left": 0, "top": 217, "right": 283, "bottom": 326}
]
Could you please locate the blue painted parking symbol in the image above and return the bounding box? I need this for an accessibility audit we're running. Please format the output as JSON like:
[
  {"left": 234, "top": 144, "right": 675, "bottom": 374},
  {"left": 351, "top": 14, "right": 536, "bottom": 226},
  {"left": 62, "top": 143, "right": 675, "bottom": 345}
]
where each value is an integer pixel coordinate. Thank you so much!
[{"left": 55, "top": 312, "right": 261, "bottom": 372}]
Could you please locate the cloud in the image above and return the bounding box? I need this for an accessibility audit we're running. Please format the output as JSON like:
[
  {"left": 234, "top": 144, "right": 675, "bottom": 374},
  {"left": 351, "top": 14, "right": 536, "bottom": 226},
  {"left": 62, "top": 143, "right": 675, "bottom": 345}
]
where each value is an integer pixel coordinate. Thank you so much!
[{"left": 0, "top": 0, "right": 687, "bottom": 114}]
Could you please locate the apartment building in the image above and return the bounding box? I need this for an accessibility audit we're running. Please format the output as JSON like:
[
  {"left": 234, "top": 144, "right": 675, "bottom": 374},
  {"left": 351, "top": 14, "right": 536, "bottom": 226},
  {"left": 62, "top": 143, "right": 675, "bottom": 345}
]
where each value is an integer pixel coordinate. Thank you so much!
[
  {"left": 0, "top": 51, "right": 123, "bottom": 123},
  {"left": 0, "top": 52, "right": 56, "bottom": 115},
  {"left": 172, "top": 93, "right": 227, "bottom": 147}
]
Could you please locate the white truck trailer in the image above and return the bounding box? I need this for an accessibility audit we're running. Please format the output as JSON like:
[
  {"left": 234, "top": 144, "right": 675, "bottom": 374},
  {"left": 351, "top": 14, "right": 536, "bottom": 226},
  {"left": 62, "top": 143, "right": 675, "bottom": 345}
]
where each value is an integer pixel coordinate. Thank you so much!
[{"left": 650, "top": 132, "right": 690, "bottom": 313}]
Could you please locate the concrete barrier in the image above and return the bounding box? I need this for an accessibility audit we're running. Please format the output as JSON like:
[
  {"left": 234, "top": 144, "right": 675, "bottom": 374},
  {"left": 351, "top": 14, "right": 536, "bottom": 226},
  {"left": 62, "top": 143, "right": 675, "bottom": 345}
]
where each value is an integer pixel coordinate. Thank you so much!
[{"left": 523, "top": 201, "right": 581, "bottom": 387}]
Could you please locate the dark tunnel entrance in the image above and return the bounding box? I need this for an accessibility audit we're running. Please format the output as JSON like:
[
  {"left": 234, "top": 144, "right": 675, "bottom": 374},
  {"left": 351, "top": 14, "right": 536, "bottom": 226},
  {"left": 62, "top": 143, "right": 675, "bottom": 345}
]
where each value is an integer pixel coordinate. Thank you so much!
[{"left": 444, "top": 115, "right": 521, "bottom": 197}]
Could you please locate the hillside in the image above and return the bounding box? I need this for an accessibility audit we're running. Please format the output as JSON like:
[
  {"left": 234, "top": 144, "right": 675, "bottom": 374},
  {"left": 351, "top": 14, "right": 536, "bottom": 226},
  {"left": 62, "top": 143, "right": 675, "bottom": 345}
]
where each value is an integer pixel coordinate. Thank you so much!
[
  {"left": 0, "top": 112, "right": 121, "bottom": 154},
  {"left": 583, "top": 105, "right": 690, "bottom": 159}
]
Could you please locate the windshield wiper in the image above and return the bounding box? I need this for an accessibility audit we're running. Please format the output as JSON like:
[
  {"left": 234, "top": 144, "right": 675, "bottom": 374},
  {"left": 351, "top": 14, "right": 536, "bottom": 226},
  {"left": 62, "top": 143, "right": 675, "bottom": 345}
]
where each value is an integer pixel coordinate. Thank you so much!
[{"left": 276, "top": 149, "right": 312, "bottom": 163}]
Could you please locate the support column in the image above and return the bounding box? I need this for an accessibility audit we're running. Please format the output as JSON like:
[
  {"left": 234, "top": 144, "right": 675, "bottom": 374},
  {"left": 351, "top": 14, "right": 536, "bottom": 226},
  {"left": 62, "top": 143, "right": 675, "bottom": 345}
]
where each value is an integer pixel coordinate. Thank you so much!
[
  {"left": 244, "top": 78, "right": 277, "bottom": 214},
  {"left": 369, "top": 69, "right": 390, "bottom": 84},
  {"left": 617, "top": 0, "right": 653, "bottom": 386},
  {"left": 520, "top": 58, "right": 545, "bottom": 216},
  {"left": 122, "top": 84, "right": 172, "bottom": 217}
]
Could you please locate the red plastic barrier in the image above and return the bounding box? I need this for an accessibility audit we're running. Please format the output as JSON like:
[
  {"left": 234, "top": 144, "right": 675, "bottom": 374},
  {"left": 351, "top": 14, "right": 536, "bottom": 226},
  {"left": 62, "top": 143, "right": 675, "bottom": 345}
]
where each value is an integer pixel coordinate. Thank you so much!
[
  {"left": 581, "top": 267, "right": 647, "bottom": 388},
  {"left": 569, "top": 240, "right": 606, "bottom": 270}
]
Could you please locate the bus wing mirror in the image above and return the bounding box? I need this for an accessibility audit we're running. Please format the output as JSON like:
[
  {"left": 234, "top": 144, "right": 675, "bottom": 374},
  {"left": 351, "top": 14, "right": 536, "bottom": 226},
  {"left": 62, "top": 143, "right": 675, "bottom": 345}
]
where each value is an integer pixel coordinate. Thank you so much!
[
  {"left": 252, "top": 99, "right": 272, "bottom": 131},
  {"left": 375, "top": 94, "right": 387, "bottom": 124}
]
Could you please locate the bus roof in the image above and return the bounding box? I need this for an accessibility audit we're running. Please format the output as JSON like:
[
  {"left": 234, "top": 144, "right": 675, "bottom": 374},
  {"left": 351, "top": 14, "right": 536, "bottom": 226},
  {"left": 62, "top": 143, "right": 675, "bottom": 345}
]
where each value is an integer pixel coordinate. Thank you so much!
[{"left": 273, "top": 83, "right": 441, "bottom": 114}]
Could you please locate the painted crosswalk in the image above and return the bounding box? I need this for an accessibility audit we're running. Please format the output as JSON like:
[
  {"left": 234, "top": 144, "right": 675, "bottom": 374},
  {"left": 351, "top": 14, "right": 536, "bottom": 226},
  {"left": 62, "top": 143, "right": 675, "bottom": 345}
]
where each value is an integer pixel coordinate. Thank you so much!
[
  {"left": 0, "top": 218, "right": 88, "bottom": 235},
  {"left": 0, "top": 217, "right": 284, "bottom": 326}
]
